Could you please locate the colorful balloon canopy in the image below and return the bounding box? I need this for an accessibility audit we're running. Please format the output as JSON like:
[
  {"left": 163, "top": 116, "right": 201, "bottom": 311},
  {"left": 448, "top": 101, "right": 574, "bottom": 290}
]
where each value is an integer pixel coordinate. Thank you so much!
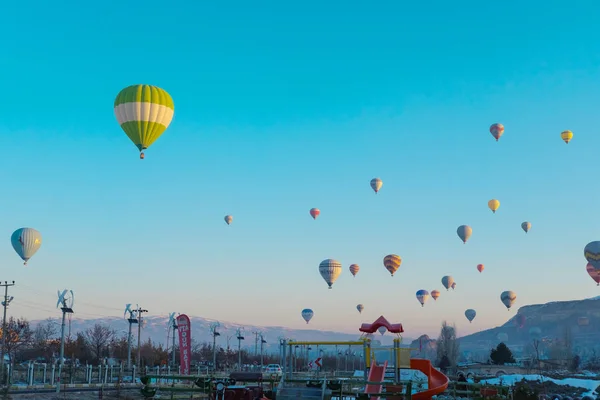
[
  {"left": 370, "top": 178, "right": 383, "bottom": 194},
  {"left": 377, "top": 326, "right": 386, "bottom": 336},
  {"left": 383, "top": 254, "right": 402, "bottom": 276},
  {"left": 416, "top": 290, "right": 430, "bottom": 307},
  {"left": 490, "top": 123, "right": 504, "bottom": 141},
  {"left": 500, "top": 291, "right": 517, "bottom": 310},
  {"left": 301, "top": 309, "right": 314, "bottom": 324},
  {"left": 586, "top": 263, "right": 600, "bottom": 286},
  {"left": 114, "top": 84, "right": 174, "bottom": 159},
  {"left": 224, "top": 215, "right": 233, "bottom": 225},
  {"left": 309, "top": 208, "right": 320, "bottom": 220},
  {"left": 442, "top": 276, "right": 454, "bottom": 291},
  {"left": 561, "top": 130, "right": 573, "bottom": 144},
  {"left": 465, "top": 309, "right": 476, "bottom": 323},
  {"left": 11, "top": 228, "right": 42, "bottom": 265},
  {"left": 488, "top": 199, "right": 500, "bottom": 213},
  {"left": 457, "top": 225, "right": 472, "bottom": 244},
  {"left": 521, "top": 221, "right": 531, "bottom": 233},
  {"left": 584, "top": 242, "right": 600, "bottom": 270},
  {"left": 349, "top": 264, "right": 360, "bottom": 277},
  {"left": 431, "top": 290, "right": 440, "bottom": 301},
  {"left": 319, "top": 259, "right": 342, "bottom": 289},
  {"left": 356, "top": 304, "right": 364, "bottom": 314},
  {"left": 477, "top": 264, "right": 484, "bottom": 273}
]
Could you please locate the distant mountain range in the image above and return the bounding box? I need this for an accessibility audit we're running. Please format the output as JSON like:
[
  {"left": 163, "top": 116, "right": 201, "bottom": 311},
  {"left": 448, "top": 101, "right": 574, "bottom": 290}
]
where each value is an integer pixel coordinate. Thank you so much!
[{"left": 32, "top": 315, "right": 408, "bottom": 352}]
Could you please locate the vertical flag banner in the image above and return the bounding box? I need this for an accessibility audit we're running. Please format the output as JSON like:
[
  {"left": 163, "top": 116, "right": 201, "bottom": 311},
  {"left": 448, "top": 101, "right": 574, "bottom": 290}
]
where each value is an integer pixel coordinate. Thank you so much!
[{"left": 177, "top": 314, "right": 192, "bottom": 375}]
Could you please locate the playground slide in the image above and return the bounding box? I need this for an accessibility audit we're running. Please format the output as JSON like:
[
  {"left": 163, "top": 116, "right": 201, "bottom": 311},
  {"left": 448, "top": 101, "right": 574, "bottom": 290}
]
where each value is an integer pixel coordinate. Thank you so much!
[
  {"left": 410, "top": 359, "right": 449, "bottom": 400},
  {"left": 364, "top": 360, "right": 388, "bottom": 400}
]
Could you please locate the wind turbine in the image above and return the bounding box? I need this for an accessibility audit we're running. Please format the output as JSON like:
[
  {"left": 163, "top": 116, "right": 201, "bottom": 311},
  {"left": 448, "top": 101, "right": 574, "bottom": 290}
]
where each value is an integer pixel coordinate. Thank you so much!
[
  {"left": 124, "top": 304, "right": 138, "bottom": 369},
  {"left": 210, "top": 322, "right": 221, "bottom": 371},
  {"left": 56, "top": 289, "right": 74, "bottom": 393},
  {"left": 166, "top": 312, "right": 177, "bottom": 367},
  {"left": 236, "top": 328, "right": 245, "bottom": 371}
]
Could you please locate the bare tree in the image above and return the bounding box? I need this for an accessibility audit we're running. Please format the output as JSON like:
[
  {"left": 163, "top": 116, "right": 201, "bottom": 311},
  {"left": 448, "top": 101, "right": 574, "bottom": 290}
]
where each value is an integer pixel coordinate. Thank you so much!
[
  {"left": 32, "top": 318, "right": 59, "bottom": 361},
  {"left": 84, "top": 323, "right": 115, "bottom": 363},
  {"left": 435, "top": 321, "right": 459, "bottom": 373},
  {"left": 2, "top": 317, "right": 33, "bottom": 362}
]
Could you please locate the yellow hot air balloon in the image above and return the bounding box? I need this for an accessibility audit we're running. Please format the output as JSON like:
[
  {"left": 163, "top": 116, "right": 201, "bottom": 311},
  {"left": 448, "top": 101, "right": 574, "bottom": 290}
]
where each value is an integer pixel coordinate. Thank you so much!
[
  {"left": 488, "top": 199, "right": 500, "bottom": 214},
  {"left": 383, "top": 254, "right": 402, "bottom": 277},
  {"left": 561, "top": 130, "right": 573, "bottom": 144},
  {"left": 114, "top": 85, "right": 175, "bottom": 159}
]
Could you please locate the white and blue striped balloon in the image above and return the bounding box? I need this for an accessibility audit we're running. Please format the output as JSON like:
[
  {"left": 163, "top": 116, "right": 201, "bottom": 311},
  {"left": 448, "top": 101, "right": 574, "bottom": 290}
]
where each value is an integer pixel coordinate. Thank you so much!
[
  {"left": 301, "top": 309, "right": 314, "bottom": 324},
  {"left": 11, "top": 228, "right": 42, "bottom": 265}
]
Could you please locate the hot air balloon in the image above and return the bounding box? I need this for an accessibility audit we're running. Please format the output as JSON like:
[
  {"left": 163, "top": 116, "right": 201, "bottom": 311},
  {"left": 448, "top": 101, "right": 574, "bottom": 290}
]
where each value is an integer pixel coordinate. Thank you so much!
[
  {"left": 497, "top": 332, "right": 508, "bottom": 343},
  {"left": 356, "top": 304, "right": 364, "bottom": 314},
  {"left": 431, "top": 290, "right": 440, "bottom": 301},
  {"left": 477, "top": 264, "right": 484, "bottom": 273},
  {"left": 349, "top": 264, "right": 360, "bottom": 277},
  {"left": 584, "top": 242, "right": 600, "bottom": 270},
  {"left": 514, "top": 314, "right": 526, "bottom": 329},
  {"left": 114, "top": 85, "right": 175, "bottom": 159},
  {"left": 383, "top": 254, "right": 402, "bottom": 276},
  {"left": 442, "top": 276, "right": 454, "bottom": 291},
  {"left": 586, "top": 263, "right": 600, "bottom": 286},
  {"left": 529, "top": 327, "right": 542, "bottom": 340},
  {"left": 370, "top": 178, "right": 383, "bottom": 194},
  {"left": 457, "top": 225, "right": 472, "bottom": 244},
  {"left": 224, "top": 215, "right": 233, "bottom": 225},
  {"left": 465, "top": 309, "right": 476, "bottom": 323},
  {"left": 319, "top": 259, "right": 342, "bottom": 289},
  {"left": 301, "top": 309, "right": 314, "bottom": 324},
  {"left": 561, "top": 130, "right": 573, "bottom": 144},
  {"left": 451, "top": 282, "right": 457, "bottom": 290},
  {"left": 488, "top": 199, "right": 500, "bottom": 213},
  {"left": 416, "top": 290, "right": 430, "bottom": 307},
  {"left": 490, "top": 123, "right": 504, "bottom": 141},
  {"left": 378, "top": 326, "right": 386, "bottom": 336},
  {"left": 309, "top": 208, "right": 320, "bottom": 220},
  {"left": 521, "top": 222, "right": 531, "bottom": 233},
  {"left": 11, "top": 228, "right": 42, "bottom": 265},
  {"left": 500, "top": 291, "right": 517, "bottom": 310}
]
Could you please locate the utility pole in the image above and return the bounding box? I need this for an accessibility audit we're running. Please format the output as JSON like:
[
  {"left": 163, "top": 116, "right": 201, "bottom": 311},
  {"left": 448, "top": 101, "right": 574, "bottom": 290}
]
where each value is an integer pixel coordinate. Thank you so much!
[
  {"left": 125, "top": 305, "right": 138, "bottom": 370},
  {"left": 0, "top": 281, "right": 15, "bottom": 383},
  {"left": 136, "top": 307, "right": 148, "bottom": 369},
  {"left": 236, "top": 329, "right": 244, "bottom": 371}
]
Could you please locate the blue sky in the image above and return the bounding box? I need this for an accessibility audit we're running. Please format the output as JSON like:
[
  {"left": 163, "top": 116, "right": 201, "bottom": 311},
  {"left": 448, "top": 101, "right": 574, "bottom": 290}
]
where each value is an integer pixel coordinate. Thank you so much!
[{"left": 1, "top": 0, "right": 600, "bottom": 338}]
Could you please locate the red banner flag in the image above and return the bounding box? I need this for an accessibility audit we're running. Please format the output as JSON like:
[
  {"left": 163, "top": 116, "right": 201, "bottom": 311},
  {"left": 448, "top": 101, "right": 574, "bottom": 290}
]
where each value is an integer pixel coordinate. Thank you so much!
[{"left": 177, "top": 314, "right": 192, "bottom": 375}]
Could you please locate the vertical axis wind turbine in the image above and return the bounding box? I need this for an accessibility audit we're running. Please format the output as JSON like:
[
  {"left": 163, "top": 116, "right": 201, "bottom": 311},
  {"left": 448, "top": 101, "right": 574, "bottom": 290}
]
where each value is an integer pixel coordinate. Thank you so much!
[
  {"left": 167, "top": 312, "right": 177, "bottom": 367},
  {"left": 56, "top": 289, "right": 74, "bottom": 393},
  {"left": 210, "top": 322, "right": 220, "bottom": 371},
  {"left": 124, "top": 304, "right": 138, "bottom": 369}
]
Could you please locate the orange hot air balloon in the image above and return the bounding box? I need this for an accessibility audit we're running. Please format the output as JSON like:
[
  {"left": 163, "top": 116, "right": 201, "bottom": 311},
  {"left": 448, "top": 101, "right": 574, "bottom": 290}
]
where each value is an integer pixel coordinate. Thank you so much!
[
  {"left": 383, "top": 254, "right": 402, "bottom": 277},
  {"left": 477, "top": 264, "right": 484, "bottom": 273},
  {"left": 586, "top": 263, "right": 600, "bottom": 286},
  {"left": 431, "top": 290, "right": 440, "bottom": 301},
  {"left": 349, "top": 264, "right": 360, "bottom": 277},
  {"left": 309, "top": 208, "right": 320, "bottom": 220}
]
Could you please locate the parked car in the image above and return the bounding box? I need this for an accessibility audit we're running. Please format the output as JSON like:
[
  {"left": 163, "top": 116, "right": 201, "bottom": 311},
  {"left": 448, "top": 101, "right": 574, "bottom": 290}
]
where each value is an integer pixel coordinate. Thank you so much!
[{"left": 264, "top": 364, "right": 283, "bottom": 376}]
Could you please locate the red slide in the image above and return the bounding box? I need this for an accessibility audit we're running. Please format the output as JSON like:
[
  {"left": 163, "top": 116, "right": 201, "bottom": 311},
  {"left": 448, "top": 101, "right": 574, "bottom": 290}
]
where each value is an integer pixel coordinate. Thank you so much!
[
  {"left": 364, "top": 360, "right": 388, "bottom": 400},
  {"left": 410, "top": 359, "right": 449, "bottom": 400}
]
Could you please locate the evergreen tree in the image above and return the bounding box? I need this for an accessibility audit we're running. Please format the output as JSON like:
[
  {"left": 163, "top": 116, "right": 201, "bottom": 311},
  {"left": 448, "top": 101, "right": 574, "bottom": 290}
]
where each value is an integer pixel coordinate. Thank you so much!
[{"left": 490, "top": 342, "right": 515, "bottom": 365}]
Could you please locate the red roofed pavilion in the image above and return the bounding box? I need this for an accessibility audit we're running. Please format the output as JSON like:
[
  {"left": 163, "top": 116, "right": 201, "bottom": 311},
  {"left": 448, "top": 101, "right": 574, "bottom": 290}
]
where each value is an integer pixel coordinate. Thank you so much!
[{"left": 359, "top": 315, "right": 404, "bottom": 334}]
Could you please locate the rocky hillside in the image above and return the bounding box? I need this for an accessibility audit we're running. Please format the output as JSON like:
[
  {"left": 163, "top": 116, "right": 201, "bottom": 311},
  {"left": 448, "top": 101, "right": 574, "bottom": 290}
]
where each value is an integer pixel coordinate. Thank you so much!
[{"left": 458, "top": 296, "right": 600, "bottom": 359}]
